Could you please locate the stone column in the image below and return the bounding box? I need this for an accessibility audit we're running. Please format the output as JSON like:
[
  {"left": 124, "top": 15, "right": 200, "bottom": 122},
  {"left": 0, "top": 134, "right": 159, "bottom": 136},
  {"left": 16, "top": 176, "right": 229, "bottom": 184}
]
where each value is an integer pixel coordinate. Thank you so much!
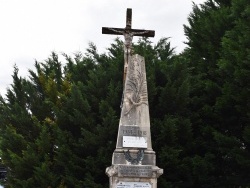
[{"left": 106, "top": 54, "right": 163, "bottom": 188}]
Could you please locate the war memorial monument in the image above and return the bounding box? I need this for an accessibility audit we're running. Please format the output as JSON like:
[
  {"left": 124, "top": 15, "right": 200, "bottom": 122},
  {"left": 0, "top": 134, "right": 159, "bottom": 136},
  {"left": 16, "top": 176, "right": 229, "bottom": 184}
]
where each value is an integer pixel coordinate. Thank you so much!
[{"left": 102, "top": 8, "right": 163, "bottom": 188}]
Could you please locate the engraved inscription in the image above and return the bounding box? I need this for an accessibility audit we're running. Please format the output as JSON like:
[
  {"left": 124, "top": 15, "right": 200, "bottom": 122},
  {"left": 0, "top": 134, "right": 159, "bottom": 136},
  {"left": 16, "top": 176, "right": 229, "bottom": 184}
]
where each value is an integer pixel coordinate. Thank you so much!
[
  {"left": 120, "top": 126, "right": 147, "bottom": 136},
  {"left": 116, "top": 181, "right": 151, "bottom": 188},
  {"left": 118, "top": 165, "right": 152, "bottom": 177}
]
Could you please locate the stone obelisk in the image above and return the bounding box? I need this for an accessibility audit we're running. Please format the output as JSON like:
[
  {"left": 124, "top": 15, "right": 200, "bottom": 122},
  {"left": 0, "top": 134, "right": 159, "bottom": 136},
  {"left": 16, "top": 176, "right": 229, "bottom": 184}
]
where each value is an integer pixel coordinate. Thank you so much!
[{"left": 103, "top": 8, "right": 163, "bottom": 188}]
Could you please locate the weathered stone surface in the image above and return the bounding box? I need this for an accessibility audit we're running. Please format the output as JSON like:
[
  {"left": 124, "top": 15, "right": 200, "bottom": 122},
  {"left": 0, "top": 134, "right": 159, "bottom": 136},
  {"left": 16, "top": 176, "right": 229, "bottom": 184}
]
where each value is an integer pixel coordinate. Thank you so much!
[{"left": 116, "top": 54, "right": 152, "bottom": 151}]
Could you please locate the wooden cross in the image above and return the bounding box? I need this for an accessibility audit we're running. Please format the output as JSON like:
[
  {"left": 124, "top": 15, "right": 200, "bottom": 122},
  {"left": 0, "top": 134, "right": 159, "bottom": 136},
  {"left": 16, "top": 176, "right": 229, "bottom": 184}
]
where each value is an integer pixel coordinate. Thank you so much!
[{"left": 102, "top": 8, "right": 155, "bottom": 85}]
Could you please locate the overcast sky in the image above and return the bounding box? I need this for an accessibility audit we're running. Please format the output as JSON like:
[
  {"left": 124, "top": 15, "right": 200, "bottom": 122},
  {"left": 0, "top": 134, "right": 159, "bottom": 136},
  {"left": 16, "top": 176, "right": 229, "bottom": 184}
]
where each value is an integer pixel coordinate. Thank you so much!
[{"left": 0, "top": 0, "right": 205, "bottom": 97}]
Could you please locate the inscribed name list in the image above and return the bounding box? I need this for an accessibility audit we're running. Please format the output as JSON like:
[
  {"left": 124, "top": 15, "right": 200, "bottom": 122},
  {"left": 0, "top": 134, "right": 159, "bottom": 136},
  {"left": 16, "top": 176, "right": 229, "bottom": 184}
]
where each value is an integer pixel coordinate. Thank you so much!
[{"left": 118, "top": 165, "right": 152, "bottom": 177}]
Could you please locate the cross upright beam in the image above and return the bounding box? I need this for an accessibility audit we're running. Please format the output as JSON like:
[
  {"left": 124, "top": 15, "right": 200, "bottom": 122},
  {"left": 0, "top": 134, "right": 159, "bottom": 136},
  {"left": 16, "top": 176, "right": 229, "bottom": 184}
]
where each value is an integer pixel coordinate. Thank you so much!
[{"left": 126, "top": 8, "right": 132, "bottom": 29}]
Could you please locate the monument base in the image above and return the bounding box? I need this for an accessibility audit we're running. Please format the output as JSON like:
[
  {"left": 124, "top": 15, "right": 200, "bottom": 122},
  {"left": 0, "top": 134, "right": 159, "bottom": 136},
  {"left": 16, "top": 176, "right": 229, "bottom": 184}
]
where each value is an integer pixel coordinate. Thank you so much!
[{"left": 106, "top": 164, "right": 163, "bottom": 188}]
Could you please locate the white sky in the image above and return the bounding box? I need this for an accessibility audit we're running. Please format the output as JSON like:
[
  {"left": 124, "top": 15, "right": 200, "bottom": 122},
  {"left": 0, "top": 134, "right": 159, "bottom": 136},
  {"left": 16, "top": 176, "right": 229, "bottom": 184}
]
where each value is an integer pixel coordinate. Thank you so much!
[{"left": 0, "top": 0, "right": 205, "bottom": 97}]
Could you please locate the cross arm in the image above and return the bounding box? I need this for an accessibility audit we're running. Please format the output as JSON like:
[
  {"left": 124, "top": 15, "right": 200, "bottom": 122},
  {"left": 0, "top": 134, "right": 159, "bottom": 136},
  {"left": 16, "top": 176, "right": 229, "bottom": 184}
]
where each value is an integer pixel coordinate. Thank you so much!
[
  {"left": 102, "top": 27, "right": 124, "bottom": 35},
  {"left": 131, "top": 29, "right": 155, "bottom": 37}
]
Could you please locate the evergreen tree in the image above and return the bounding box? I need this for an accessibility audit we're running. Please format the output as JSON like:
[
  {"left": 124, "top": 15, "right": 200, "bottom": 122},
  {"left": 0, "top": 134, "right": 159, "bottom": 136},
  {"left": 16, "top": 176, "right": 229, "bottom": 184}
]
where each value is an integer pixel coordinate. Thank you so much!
[
  {"left": 0, "top": 40, "right": 124, "bottom": 187},
  {"left": 184, "top": 0, "right": 250, "bottom": 186}
]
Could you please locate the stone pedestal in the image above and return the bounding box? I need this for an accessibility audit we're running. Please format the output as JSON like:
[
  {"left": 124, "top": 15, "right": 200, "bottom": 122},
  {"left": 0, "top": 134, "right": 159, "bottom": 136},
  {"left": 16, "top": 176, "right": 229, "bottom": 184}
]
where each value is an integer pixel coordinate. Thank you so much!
[{"left": 106, "top": 54, "right": 163, "bottom": 188}]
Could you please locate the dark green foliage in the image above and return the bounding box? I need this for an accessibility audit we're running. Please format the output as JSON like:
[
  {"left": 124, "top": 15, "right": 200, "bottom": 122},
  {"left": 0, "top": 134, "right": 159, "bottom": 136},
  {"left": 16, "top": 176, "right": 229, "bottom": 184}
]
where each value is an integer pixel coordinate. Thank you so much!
[
  {"left": 183, "top": 0, "right": 250, "bottom": 186},
  {"left": 0, "top": 41, "right": 124, "bottom": 187}
]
